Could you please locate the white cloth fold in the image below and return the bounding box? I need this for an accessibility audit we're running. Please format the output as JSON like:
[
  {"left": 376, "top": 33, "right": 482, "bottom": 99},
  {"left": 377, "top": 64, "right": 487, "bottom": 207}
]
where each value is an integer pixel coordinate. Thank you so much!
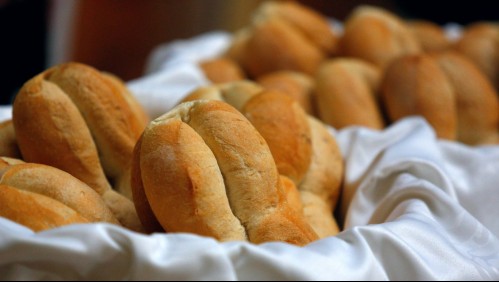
[{"left": 1, "top": 32, "right": 498, "bottom": 280}]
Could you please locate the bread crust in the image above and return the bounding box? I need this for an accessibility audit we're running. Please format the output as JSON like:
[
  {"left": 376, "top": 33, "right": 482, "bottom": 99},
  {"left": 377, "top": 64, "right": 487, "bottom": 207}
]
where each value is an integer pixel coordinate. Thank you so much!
[
  {"left": 243, "top": 17, "right": 325, "bottom": 77},
  {"left": 242, "top": 91, "right": 312, "bottom": 185},
  {"left": 0, "top": 184, "right": 89, "bottom": 232},
  {"left": 200, "top": 58, "right": 246, "bottom": 83},
  {"left": 298, "top": 117, "right": 343, "bottom": 238},
  {"left": 0, "top": 120, "right": 21, "bottom": 159},
  {"left": 13, "top": 63, "right": 145, "bottom": 232},
  {"left": 316, "top": 58, "right": 384, "bottom": 130},
  {"left": 454, "top": 23, "right": 499, "bottom": 90},
  {"left": 432, "top": 51, "right": 499, "bottom": 145},
  {"left": 256, "top": 71, "right": 315, "bottom": 115},
  {"left": 134, "top": 100, "right": 318, "bottom": 245},
  {"left": 381, "top": 54, "right": 458, "bottom": 140},
  {"left": 340, "top": 6, "right": 421, "bottom": 69},
  {"left": 254, "top": 1, "right": 338, "bottom": 55},
  {"left": 408, "top": 20, "right": 450, "bottom": 52},
  {"left": 0, "top": 163, "right": 119, "bottom": 225}
]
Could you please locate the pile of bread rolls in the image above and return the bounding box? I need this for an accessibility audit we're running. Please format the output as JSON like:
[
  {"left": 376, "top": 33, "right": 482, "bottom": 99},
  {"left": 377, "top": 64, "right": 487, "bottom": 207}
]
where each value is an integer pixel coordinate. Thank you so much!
[
  {"left": 0, "top": 1, "right": 497, "bottom": 246},
  {"left": 201, "top": 0, "right": 498, "bottom": 146}
]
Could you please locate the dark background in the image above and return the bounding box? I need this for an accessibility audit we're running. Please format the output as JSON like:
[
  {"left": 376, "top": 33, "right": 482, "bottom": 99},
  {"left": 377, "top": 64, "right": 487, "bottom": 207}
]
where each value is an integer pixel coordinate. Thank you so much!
[{"left": 0, "top": 0, "right": 496, "bottom": 105}]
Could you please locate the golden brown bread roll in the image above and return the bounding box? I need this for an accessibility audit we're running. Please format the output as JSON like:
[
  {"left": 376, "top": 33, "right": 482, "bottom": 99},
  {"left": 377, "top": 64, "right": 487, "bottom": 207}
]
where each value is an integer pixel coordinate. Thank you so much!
[
  {"left": 298, "top": 117, "right": 343, "bottom": 238},
  {"left": 339, "top": 6, "right": 422, "bottom": 70},
  {"left": 381, "top": 54, "right": 458, "bottom": 140},
  {"left": 242, "top": 90, "right": 312, "bottom": 185},
  {"left": 0, "top": 163, "right": 120, "bottom": 225},
  {"left": 431, "top": 51, "right": 499, "bottom": 145},
  {"left": 256, "top": 71, "right": 315, "bottom": 115},
  {"left": 0, "top": 184, "right": 89, "bottom": 232},
  {"left": 315, "top": 58, "right": 385, "bottom": 130},
  {"left": 408, "top": 20, "right": 451, "bottom": 52},
  {"left": 227, "top": 1, "right": 337, "bottom": 78},
  {"left": 454, "top": 22, "right": 499, "bottom": 90},
  {"left": 199, "top": 58, "right": 246, "bottom": 83},
  {"left": 12, "top": 62, "right": 144, "bottom": 232},
  {"left": 132, "top": 100, "right": 318, "bottom": 245},
  {"left": 242, "top": 17, "right": 326, "bottom": 77},
  {"left": 253, "top": 0, "right": 338, "bottom": 55},
  {"left": 0, "top": 120, "right": 21, "bottom": 159}
]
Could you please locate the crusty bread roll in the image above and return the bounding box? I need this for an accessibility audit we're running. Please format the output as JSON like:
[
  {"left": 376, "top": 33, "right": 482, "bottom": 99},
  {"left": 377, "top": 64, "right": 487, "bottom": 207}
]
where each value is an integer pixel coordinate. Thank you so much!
[
  {"left": 298, "top": 117, "right": 343, "bottom": 238},
  {"left": 226, "top": 1, "right": 337, "bottom": 78},
  {"left": 381, "top": 54, "right": 458, "bottom": 140},
  {"left": 431, "top": 51, "right": 499, "bottom": 145},
  {"left": 199, "top": 58, "right": 246, "bottom": 83},
  {"left": 242, "top": 17, "right": 326, "bottom": 77},
  {"left": 454, "top": 22, "right": 499, "bottom": 90},
  {"left": 13, "top": 62, "right": 144, "bottom": 232},
  {"left": 253, "top": 0, "right": 338, "bottom": 55},
  {"left": 408, "top": 20, "right": 451, "bottom": 52},
  {"left": 242, "top": 91, "right": 312, "bottom": 185},
  {"left": 0, "top": 184, "right": 89, "bottom": 232},
  {"left": 315, "top": 58, "right": 385, "bottom": 130},
  {"left": 339, "top": 6, "right": 421, "bottom": 70},
  {"left": 0, "top": 120, "right": 21, "bottom": 159},
  {"left": 132, "top": 100, "right": 318, "bottom": 245},
  {"left": 256, "top": 71, "right": 315, "bottom": 115},
  {"left": 45, "top": 63, "right": 145, "bottom": 197},
  {"left": 0, "top": 163, "right": 119, "bottom": 225}
]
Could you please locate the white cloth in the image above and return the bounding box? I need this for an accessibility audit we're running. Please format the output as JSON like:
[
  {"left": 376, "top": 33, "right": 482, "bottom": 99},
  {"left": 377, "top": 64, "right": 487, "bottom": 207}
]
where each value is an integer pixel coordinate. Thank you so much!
[{"left": 1, "top": 32, "right": 498, "bottom": 281}]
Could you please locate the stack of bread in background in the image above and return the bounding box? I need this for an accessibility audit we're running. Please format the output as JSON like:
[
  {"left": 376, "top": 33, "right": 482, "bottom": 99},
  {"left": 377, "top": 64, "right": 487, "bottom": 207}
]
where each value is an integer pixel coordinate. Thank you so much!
[
  {"left": 202, "top": 1, "right": 498, "bottom": 145},
  {"left": 0, "top": 0, "right": 497, "bottom": 246}
]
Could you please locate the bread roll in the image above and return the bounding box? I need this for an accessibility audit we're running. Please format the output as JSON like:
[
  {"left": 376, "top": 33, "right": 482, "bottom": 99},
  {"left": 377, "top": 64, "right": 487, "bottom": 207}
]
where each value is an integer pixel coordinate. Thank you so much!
[
  {"left": 454, "top": 22, "right": 499, "bottom": 90},
  {"left": 242, "top": 17, "right": 326, "bottom": 77},
  {"left": 199, "top": 58, "right": 246, "bottom": 83},
  {"left": 299, "top": 117, "right": 343, "bottom": 238},
  {"left": 340, "top": 6, "right": 421, "bottom": 70},
  {"left": 0, "top": 120, "right": 21, "bottom": 159},
  {"left": 256, "top": 71, "right": 315, "bottom": 115},
  {"left": 0, "top": 184, "right": 89, "bottom": 232},
  {"left": 408, "top": 20, "right": 450, "bottom": 52},
  {"left": 132, "top": 100, "right": 318, "bottom": 245},
  {"left": 242, "top": 91, "right": 312, "bottom": 185},
  {"left": 431, "top": 51, "right": 499, "bottom": 145},
  {"left": 45, "top": 63, "right": 144, "bottom": 197},
  {"left": 253, "top": 0, "right": 338, "bottom": 55},
  {"left": 0, "top": 163, "right": 119, "bottom": 225},
  {"left": 381, "top": 54, "right": 458, "bottom": 140},
  {"left": 13, "top": 62, "right": 144, "bottom": 232},
  {"left": 315, "top": 58, "right": 384, "bottom": 130}
]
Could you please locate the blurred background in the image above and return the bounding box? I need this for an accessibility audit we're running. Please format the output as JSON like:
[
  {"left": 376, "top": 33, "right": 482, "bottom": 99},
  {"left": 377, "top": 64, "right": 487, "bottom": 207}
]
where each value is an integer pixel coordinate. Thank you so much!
[{"left": 0, "top": 0, "right": 496, "bottom": 105}]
